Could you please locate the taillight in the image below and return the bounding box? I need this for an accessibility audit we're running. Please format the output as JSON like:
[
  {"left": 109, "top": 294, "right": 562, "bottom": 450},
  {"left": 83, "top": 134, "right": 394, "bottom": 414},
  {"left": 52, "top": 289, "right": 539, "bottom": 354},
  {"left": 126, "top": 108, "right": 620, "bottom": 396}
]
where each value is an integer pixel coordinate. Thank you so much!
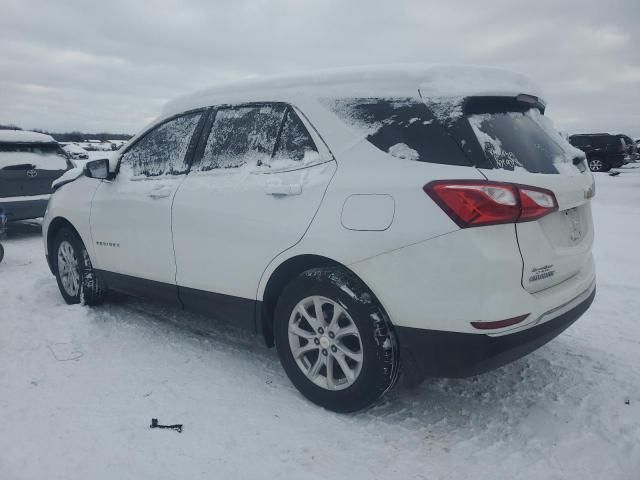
[
  {"left": 518, "top": 187, "right": 557, "bottom": 222},
  {"left": 423, "top": 180, "right": 558, "bottom": 228}
]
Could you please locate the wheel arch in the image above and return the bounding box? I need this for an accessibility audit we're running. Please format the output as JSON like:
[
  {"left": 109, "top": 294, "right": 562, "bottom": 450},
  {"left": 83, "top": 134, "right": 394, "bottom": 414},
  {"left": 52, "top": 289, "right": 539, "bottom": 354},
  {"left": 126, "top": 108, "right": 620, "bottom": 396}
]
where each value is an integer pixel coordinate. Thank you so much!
[
  {"left": 258, "top": 254, "right": 376, "bottom": 347},
  {"left": 46, "top": 217, "right": 82, "bottom": 274}
]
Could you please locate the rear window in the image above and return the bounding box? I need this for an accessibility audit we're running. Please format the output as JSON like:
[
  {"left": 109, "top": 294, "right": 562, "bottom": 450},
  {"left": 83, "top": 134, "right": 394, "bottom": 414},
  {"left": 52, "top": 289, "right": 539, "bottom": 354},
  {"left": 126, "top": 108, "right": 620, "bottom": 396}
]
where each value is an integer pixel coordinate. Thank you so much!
[
  {"left": 322, "top": 97, "right": 581, "bottom": 174},
  {"left": 320, "top": 98, "right": 471, "bottom": 166},
  {"left": 467, "top": 109, "right": 577, "bottom": 174},
  {"left": 0, "top": 142, "right": 65, "bottom": 155}
]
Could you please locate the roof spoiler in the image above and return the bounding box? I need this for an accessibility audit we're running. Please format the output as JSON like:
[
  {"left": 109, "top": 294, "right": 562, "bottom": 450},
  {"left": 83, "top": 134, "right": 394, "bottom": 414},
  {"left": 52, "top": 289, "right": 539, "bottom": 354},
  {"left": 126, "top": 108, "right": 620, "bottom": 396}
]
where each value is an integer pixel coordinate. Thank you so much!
[{"left": 463, "top": 94, "right": 546, "bottom": 115}]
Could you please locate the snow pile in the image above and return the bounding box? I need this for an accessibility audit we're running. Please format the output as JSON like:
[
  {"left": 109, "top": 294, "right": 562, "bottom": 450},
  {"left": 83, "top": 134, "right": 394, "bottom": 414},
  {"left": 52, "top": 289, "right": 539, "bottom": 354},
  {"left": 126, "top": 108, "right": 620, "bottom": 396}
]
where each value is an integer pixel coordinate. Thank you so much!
[
  {"left": 388, "top": 143, "right": 419, "bottom": 161},
  {"left": 417, "top": 65, "right": 543, "bottom": 100}
]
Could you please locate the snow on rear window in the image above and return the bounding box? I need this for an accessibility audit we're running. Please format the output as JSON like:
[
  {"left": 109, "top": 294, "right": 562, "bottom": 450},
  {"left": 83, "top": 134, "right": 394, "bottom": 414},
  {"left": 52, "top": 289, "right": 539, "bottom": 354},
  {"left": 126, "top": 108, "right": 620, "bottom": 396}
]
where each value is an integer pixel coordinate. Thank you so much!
[
  {"left": 320, "top": 97, "right": 471, "bottom": 167},
  {"left": 120, "top": 112, "right": 201, "bottom": 177},
  {"left": 468, "top": 109, "right": 578, "bottom": 174},
  {"left": 387, "top": 143, "right": 419, "bottom": 161}
]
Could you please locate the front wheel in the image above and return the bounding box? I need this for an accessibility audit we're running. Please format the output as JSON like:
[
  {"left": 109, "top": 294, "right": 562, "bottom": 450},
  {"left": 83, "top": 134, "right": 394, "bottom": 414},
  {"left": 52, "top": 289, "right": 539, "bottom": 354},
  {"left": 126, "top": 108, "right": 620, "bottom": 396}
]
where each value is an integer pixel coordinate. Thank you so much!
[
  {"left": 274, "top": 267, "right": 399, "bottom": 412},
  {"left": 52, "top": 227, "right": 105, "bottom": 305}
]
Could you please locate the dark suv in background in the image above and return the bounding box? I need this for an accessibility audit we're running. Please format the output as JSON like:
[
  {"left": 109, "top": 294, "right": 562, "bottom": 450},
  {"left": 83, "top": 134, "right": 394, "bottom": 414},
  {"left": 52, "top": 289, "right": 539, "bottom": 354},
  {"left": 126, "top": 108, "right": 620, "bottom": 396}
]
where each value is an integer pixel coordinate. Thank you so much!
[
  {"left": 0, "top": 130, "right": 72, "bottom": 222},
  {"left": 568, "top": 133, "right": 626, "bottom": 172}
]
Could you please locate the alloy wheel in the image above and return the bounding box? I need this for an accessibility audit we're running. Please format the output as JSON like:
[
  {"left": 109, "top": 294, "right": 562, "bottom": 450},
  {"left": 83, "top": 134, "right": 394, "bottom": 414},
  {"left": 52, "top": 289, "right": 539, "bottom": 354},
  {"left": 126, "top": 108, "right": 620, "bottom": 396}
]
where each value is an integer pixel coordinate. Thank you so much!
[
  {"left": 288, "top": 295, "right": 363, "bottom": 391},
  {"left": 57, "top": 240, "right": 80, "bottom": 297}
]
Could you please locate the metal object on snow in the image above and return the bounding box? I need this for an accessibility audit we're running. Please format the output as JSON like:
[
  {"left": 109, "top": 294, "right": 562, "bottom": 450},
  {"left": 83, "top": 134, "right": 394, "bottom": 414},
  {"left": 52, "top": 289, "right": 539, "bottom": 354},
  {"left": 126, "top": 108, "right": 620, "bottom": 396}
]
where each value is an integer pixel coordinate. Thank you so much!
[{"left": 150, "top": 418, "right": 183, "bottom": 433}]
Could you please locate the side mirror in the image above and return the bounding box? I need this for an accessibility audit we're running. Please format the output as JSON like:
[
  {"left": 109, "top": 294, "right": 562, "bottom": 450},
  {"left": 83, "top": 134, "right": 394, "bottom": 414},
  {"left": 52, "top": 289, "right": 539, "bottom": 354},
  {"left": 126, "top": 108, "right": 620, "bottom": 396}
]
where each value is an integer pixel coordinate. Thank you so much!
[{"left": 85, "top": 158, "right": 111, "bottom": 180}]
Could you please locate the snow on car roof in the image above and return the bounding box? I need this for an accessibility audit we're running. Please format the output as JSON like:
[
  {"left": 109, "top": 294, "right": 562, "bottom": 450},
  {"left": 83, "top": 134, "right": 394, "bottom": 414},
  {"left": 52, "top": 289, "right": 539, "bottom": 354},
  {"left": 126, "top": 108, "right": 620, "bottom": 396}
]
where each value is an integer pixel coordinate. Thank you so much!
[
  {"left": 0, "top": 130, "right": 55, "bottom": 143},
  {"left": 163, "top": 64, "right": 544, "bottom": 117}
]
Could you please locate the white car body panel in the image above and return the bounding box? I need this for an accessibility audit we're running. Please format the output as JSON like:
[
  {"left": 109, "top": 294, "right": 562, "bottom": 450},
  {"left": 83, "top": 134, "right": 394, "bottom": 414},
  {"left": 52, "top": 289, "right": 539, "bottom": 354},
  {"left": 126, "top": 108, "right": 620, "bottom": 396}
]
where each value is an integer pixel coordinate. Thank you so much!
[
  {"left": 172, "top": 160, "right": 337, "bottom": 299},
  {"left": 255, "top": 139, "right": 487, "bottom": 300},
  {"left": 43, "top": 176, "right": 100, "bottom": 261},
  {"left": 89, "top": 173, "right": 186, "bottom": 283},
  {"left": 478, "top": 165, "right": 595, "bottom": 294}
]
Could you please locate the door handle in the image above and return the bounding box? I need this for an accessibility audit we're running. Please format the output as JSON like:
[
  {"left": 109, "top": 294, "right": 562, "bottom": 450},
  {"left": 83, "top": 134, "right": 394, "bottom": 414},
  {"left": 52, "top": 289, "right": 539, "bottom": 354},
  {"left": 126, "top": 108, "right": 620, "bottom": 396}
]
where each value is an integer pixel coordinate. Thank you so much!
[
  {"left": 265, "top": 183, "right": 302, "bottom": 196},
  {"left": 148, "top": 188, "right": 172, "bottom": 199}
]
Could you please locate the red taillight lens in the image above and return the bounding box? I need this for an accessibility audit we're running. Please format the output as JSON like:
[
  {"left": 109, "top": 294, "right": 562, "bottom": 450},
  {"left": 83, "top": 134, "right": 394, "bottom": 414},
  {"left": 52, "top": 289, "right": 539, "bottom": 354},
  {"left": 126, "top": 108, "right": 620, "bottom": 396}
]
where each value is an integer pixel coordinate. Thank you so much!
[
  {"left": 424, "top": 180, "right": 557, "bottom": 228},
  {"left": 518, "top": 186, "right": 558, "bottom": 222}
]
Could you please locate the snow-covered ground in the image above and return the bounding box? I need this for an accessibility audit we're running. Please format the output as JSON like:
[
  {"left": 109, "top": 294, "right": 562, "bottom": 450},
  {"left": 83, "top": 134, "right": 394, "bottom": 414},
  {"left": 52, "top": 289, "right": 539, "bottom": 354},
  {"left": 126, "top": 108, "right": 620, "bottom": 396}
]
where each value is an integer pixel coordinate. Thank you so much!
[{"left": 1, "top": 167, "right": 639, "bottom": 480}]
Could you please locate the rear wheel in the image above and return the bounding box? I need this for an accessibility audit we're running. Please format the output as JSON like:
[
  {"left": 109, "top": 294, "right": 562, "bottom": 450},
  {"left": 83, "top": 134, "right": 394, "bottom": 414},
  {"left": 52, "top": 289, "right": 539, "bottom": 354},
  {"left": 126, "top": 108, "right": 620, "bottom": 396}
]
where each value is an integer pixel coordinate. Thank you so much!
[
  {"left": 274, "top": 267, "right": 399, "bottom": 412},
  {"left": 53, "top": 227, "right": 105, "bottom": 305},
  {"left": 588, "top": 158, "right": 609, "bottom": 172}
]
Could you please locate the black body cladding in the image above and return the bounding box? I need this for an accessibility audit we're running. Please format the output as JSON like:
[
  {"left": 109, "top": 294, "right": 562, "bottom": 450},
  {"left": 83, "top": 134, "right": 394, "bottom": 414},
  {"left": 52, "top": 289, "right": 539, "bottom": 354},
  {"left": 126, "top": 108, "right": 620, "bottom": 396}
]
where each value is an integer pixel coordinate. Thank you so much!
[{"left": 396, "top": 287, "right": 596, "bottom": 386}]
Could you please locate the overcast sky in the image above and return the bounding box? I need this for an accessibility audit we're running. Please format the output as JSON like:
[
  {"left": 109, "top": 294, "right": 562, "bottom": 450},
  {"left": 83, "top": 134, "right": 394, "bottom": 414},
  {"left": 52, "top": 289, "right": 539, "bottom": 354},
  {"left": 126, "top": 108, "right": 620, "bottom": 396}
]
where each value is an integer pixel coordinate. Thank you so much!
[{"left": 1, "top": 0, "right": 638, "bottom": 137}]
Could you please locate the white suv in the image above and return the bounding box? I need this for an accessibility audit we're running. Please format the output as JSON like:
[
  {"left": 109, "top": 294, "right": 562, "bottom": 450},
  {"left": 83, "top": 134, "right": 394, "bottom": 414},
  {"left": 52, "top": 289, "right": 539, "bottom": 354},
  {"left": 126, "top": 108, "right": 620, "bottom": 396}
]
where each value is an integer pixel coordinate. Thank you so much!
[{"left": 43, "top": 66, "right": 596, "bottom": 412}]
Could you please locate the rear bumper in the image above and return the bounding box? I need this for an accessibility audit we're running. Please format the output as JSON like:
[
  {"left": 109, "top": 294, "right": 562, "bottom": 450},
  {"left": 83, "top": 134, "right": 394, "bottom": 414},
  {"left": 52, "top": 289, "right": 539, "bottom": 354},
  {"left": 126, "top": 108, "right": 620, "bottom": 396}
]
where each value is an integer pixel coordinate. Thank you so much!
[
  {"left": 0, "top": 196, "right": 50, "bottom": 221},
  {"left": 396, "top": 285, "right": 595, "bottom": 386}
]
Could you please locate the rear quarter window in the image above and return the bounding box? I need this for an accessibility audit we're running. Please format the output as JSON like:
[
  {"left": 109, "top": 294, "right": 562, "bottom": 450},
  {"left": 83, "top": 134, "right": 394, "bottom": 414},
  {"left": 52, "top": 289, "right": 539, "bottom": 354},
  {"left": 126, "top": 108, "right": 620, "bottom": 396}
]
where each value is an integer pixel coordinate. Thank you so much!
[
  {"left": 320, "top": 98, "right": 471, "bottom": 167},
  {"left": 0, "top": 142, "right": 69, "bottom": 171}
]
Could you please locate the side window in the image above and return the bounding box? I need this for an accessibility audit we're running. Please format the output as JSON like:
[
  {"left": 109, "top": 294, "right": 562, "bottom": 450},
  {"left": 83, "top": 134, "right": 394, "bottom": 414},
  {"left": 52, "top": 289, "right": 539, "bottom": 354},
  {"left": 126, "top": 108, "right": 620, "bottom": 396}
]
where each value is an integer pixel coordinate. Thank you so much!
[
  {"left": 120, "top": 112, "right": 202, "bottom": 177},
  {"left": 272, "top": 108, "right": 318, "bottom": 162},
  {"left": 197, "top": 105, "right": 286, "bottom": 171}
]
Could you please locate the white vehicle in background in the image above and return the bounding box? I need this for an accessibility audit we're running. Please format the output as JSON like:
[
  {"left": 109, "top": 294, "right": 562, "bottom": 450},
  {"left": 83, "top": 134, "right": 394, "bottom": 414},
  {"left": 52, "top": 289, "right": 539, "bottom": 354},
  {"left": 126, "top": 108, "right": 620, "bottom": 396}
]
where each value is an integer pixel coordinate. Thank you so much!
[
  {"left": 62, "top": 143, "right": 90, "bottom": 162},
  {"left": 0, "top": 130, "right": 72, "bottom": 223},
  {"left": 79, "top": 140, "right": 112, "bottom": 152},
  {"left": 42, "top": 65, "right": 596, "bottom": 412}
]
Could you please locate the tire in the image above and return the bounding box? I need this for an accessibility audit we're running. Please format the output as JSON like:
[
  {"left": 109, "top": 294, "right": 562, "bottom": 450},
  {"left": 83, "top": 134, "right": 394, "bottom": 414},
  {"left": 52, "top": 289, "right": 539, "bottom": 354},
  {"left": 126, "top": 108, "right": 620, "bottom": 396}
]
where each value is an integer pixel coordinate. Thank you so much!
[
  {"left": 0, "top": 243, "right": 4, "bottom": 263},
  {"left": 588, "top": 158, "right": 609, "bottom": 172},
  {"left": 274, "top": 267, "right": 399, "bottom": 412},
  {"left": 52, "top": 227, "right": 105, "bottom": 305}
]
